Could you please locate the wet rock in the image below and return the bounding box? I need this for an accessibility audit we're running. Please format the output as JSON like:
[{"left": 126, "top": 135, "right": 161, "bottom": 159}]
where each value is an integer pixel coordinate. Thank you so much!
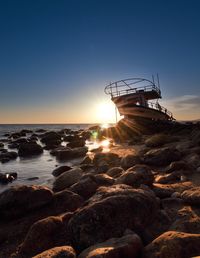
[
  {"left": 181, "top": 187, "right": 200, "bottom": 205},
  {"left": 166, "top": 161, "right": 190, "bottom": 172},
  {"left": 0, "top": 172, "right": 17, "bottom": 184},
  {"left": 0, "top": 185, "right": 53, "bottom": 219},
  {"left": 120, "top": 154, "right": 141, "bottom": 169},
  {"left": 143, "top": 231, "right": 200, "bottom": 258},
  {"left": 68, "top": 187, "right": 158, "bottom": 251},
  {"left": 96, "top": 160, "right": 109, "bottom": 173},
  {"left": 35, "top": 128, "right": 47, "bottom": 133},
  {"left": 69, "top": 175, "right": 98, "bottom": 199},
  {"left": 18, "top": 216, "right": 64, "bottom": 257},
  {"left": 52, "top": 165, "right": 72, "bottom": 177},
  {"left": 143, "top": 147, "right": 181, "bottom": 166},
  {"left": 0, "top": 151, "right": 18, "bottom": 163},
  {"left": 53, "top": 168, "right": 83, "bottom": 192},
  {"left": 94, "top": 173, "right": 115, "bottom": 186},
  {"left": 185, "top": 153, "right": 200, "bottom": 168},
  {"left": 53, "top": 189, "right": 84, "bottom": 212},
  {"left": 81, "top": 155, "right": 92, "bottom": 165},
  {"left": 40, "top": 131, "right": 61, "bottom": 145},
  {"left": 79, "top": 233, "right": 143, "bottom": 258},
  {"left": 116, "top": 165, "right": 154, "bottom": 188},
  {"left": 93, "top": 152, "right": 120, "bottom": 167},
  {"left": 18, "top": 142, "right": 43, "bottom": 157},
  {"left": 67, "top": 139, "right": 85, "bottom": 148},
  {"left": 0, "top": 142, "right": 4, "bottom": 148},
  {"left": 33, "top": 246, "right": 76, "bottom": 258},
  {"left": 152, "top": 184, "right": 175, "bottom": 198},
  {"left": 106, "top": 167, "right": 124, "bottom": 178},
  {"left": 54, "top": 147, "right": 88, "bottom": 161}
]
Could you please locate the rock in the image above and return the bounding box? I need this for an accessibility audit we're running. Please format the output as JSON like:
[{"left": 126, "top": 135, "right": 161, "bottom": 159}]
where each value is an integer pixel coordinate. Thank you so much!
[
  {"left": 68, "top": 187, "right": 158, "bottom": 251},
  {"left": 96, "top": 160, "right": 109, "bottom": 173},
  {"left": 116, "top": 165, "right": 154, "bottom": 188},
  {"left": 94, "top": 174, "right": 115, "bottom": 186},
  {"left": 67, "top": 139, "right": 85, "bottom": 148},
  {"left": 143, "top": 231, "right": 200, "bottom": 258},
  {"left": 53, "top": 168, "right": 83, "bottom": 192},
  {"left": 27, "top": 177, "right": 39, "bottom": 181},
  {"left": 69, "top": 175, "right": 98, "bottom": 199},
  {"left": 93, "top": 152, "right": 120, "bottom": 167},
  {"left": 0, "top": 185, "right": 53, "bottom": 219},
  {"left": 33, "top": 246, "right": 76, "bottom": 258},
  {"left": 35, "top": 128, "right": 47, "bottom": 133},
  {"left": 143, "top": 147, "right": 181, "bottom": 166},
  {"left": 78, "top": 233, "right": 143, "bottom": 258},
  {"left": 53, "top": 189, "right": 84, "bottom": 212},
  {"left": 18, "top": 216, "right": 64, "bottom": 257},
  {"left": 145, "top": 134, "right": 172, "bottom": 148},
  {"left": 106, "top": 167, "right": 124, "bottom": 178},
  {"left": 0, "top": 172, "right": 17, "bottom": 184},
  {"left": 185, "top": 153, "right": 200, "bottom": 168},
  {"left": 181, "top": 187, "right": 200, "bottom": 205},
  {"left": 120, "top": 154, "right": 141, "bottom": 169},
  {"left": 40, "top": 131, "right": 61, "bottom": 144},
  {"left": 166, "top": 161, "right": 190, "bottom": 172},
  {"left": 81, "top": 156, "right": 92, "bottom": 165},
  {"left": 155, "top": 172, "right": 180, "bottom": 184},
  {"left": 52, "top": 165, "right": 72, "bottom": 177},
  {"left": 54, "top": 147, "right": 88, "bottom": 161},
  {"left": 0, "top": 142, "right": 4, "bottom": 148},
  {"left": 0, "top": 151, "right": 18, "bottom": 163},
  {"left": 152, "top": 184, "right": 175, "bottom": 198},
  {"left": 18, "top": 142, "right": 43, "bottom": 157}
]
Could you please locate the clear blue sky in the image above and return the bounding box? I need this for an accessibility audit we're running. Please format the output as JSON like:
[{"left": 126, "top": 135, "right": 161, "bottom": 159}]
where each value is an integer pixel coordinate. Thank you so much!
[{"left": 0, "top": 0, "right": 200, "bottom": 123}]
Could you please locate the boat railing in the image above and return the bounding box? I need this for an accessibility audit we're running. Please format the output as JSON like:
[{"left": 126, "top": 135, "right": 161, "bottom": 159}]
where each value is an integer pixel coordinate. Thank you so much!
[
  {"left": 104, "top": 78, "right": 161, "bottom": 98},
  {"left": 147, "top": 102, "right": 174, "bottom": 119}
]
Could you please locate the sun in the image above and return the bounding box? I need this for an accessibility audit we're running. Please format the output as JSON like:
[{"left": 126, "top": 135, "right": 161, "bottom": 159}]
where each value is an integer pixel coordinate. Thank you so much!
[{"left": 96, "top": 101, "right": 116, "bottom": 123}]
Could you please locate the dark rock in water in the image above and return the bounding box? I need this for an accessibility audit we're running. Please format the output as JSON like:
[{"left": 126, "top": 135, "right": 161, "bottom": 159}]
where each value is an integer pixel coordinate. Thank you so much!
[
  {"left": 116, "top": 164, "right": 154, "bottom": 188},
  {"left": 18, "top": 142, "right": 43, "bottom": 157},
  {"left": 79, "top": 233, "right": 143, "bottom": 258},
  {"left": 10, "top": 132, "right": 26, "bottom": 139},
  {"left": 143, "top": 231, "right": 200, "bottom": 258},
  {"left": 8, "top": 142, "right": 19, "bottom": 149},
  {"left": 106, "top": 167, "right": 124, "bottom": 178},
  {"left": 52, "top": 165, "right": 72, "bottom": 177},
  {"left": 0, "top": 142, "right": 4, "bottom": 148},
  {"left": 35, "top": 128, "right": 47, "bottom": 133},
  {"left": 143, "top": 147, "right": 181, "bottom": 166},
  {"left": 53, "top": 168, "right": 83, "bottom": 192},
  {"left": 0, "top": 185, "right": 53, "bottom": 219},
  {"left": 68, "top": 187, "right": 158, "bottom": 251},
  {"left": 40, "top": 131, "right": 61, "bottom": 144},
  {"left": 4, "top": 133, "right": 10, "bottom": 137},
  {"left": 0, "top": 148, "right": 7, "bottom": 153},
  {"left": 63, "top": 134, "right": 80, "bottom": 142},
  {"left": 67, "top": 139, "right": 85, "bottom": 148},
  {"left": 27, "top": 177, "right": 39, "bottom": 181},
  {"left": 0, "top": 172, "right": 17, "bottom": 184},
  {"left": 33, "top": 246, "right": 76, "bottom": 258},
  {"left": 18, "top": 216, "right": 64, "bottom": 257},
  {"left": 80, "top": 155, "right": 92, "bottom": 165},
  {"left": 120, "top": 154, "right": 141, "bottom": 169},
  {"left": 93, "top": 152, "right": 120, "bottom": 167},
  {"left": 20, "top": 129, "right": 33, "bottom": 134},
  {"left": 0, "top": 151, "right": 18, "bottom": 163}
]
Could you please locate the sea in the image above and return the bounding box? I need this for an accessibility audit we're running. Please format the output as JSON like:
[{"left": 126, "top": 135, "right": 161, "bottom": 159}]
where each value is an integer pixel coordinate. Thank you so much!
[{"left": 0, "top": 124, "right": 100, "bottom": 193}]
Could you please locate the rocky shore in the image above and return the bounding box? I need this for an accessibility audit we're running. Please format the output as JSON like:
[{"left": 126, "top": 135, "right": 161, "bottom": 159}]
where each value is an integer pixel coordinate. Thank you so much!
[{"left": 1, "top": 119, "right": 200, "bottom": 257}]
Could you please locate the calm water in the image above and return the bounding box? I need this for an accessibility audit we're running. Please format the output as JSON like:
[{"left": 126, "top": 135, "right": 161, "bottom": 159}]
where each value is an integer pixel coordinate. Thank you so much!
[{"left": 0, "top": 124, "right": 98, "bottom": 193}]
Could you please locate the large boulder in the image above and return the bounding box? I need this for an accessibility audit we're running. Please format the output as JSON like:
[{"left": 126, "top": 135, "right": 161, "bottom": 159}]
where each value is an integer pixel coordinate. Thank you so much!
[
  {"left": 18, "top": 216, "right": 64, "bottom": 257},
  {"left": 143, "top": 231, "right": 200, "bottom": 258},
  {"left": 40, "top": 131, "right": 61, "bottom": 144},
  {"left": 18, "top": 142, "right": 43, "bottom": 157},
  {"left": 68, "top": 187, "right": 158, "bottom": 251},
  {"left": 78, "top": 233, "right": 143, "bottom": 258},
  {"left": 67, "top": 139, "right": 85, "bottom": 148},
  {"left": 106, "top": 167, "right": 124, "bottom": 178},
  {"left": 143, "top": 147, "right": 181, "bottom": 166},
  {"left": 0, "top": 151, "right": 18, "bottom": 163},
  {"left": 33, "top": 246, "right": 76, "bottom": 258},
  {"left": 54, "top": 147, "right": 88, "bottom": 161},
  {"left": 0, "top": 185, "right": 53, "bottom": 219},
  {"left": 120, "top": 154, "right": 141, "bottom": 169},
  {"left": 53, "top": 168, "right": 83, "bottom": 192},
  {"left": 116, "top": 165, "right": 154, "bottom": 188}
]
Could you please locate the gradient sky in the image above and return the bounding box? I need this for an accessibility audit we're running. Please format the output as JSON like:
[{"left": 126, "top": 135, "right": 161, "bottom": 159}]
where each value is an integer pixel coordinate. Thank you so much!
[{"left": 0, "top": 0, "right": 200, "bottom": 123}]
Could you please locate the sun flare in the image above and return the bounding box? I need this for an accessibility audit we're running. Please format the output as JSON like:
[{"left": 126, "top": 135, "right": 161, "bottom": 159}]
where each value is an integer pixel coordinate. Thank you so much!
[{"left": 96, "top": 101, "right": 116, "bottom": 123}]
